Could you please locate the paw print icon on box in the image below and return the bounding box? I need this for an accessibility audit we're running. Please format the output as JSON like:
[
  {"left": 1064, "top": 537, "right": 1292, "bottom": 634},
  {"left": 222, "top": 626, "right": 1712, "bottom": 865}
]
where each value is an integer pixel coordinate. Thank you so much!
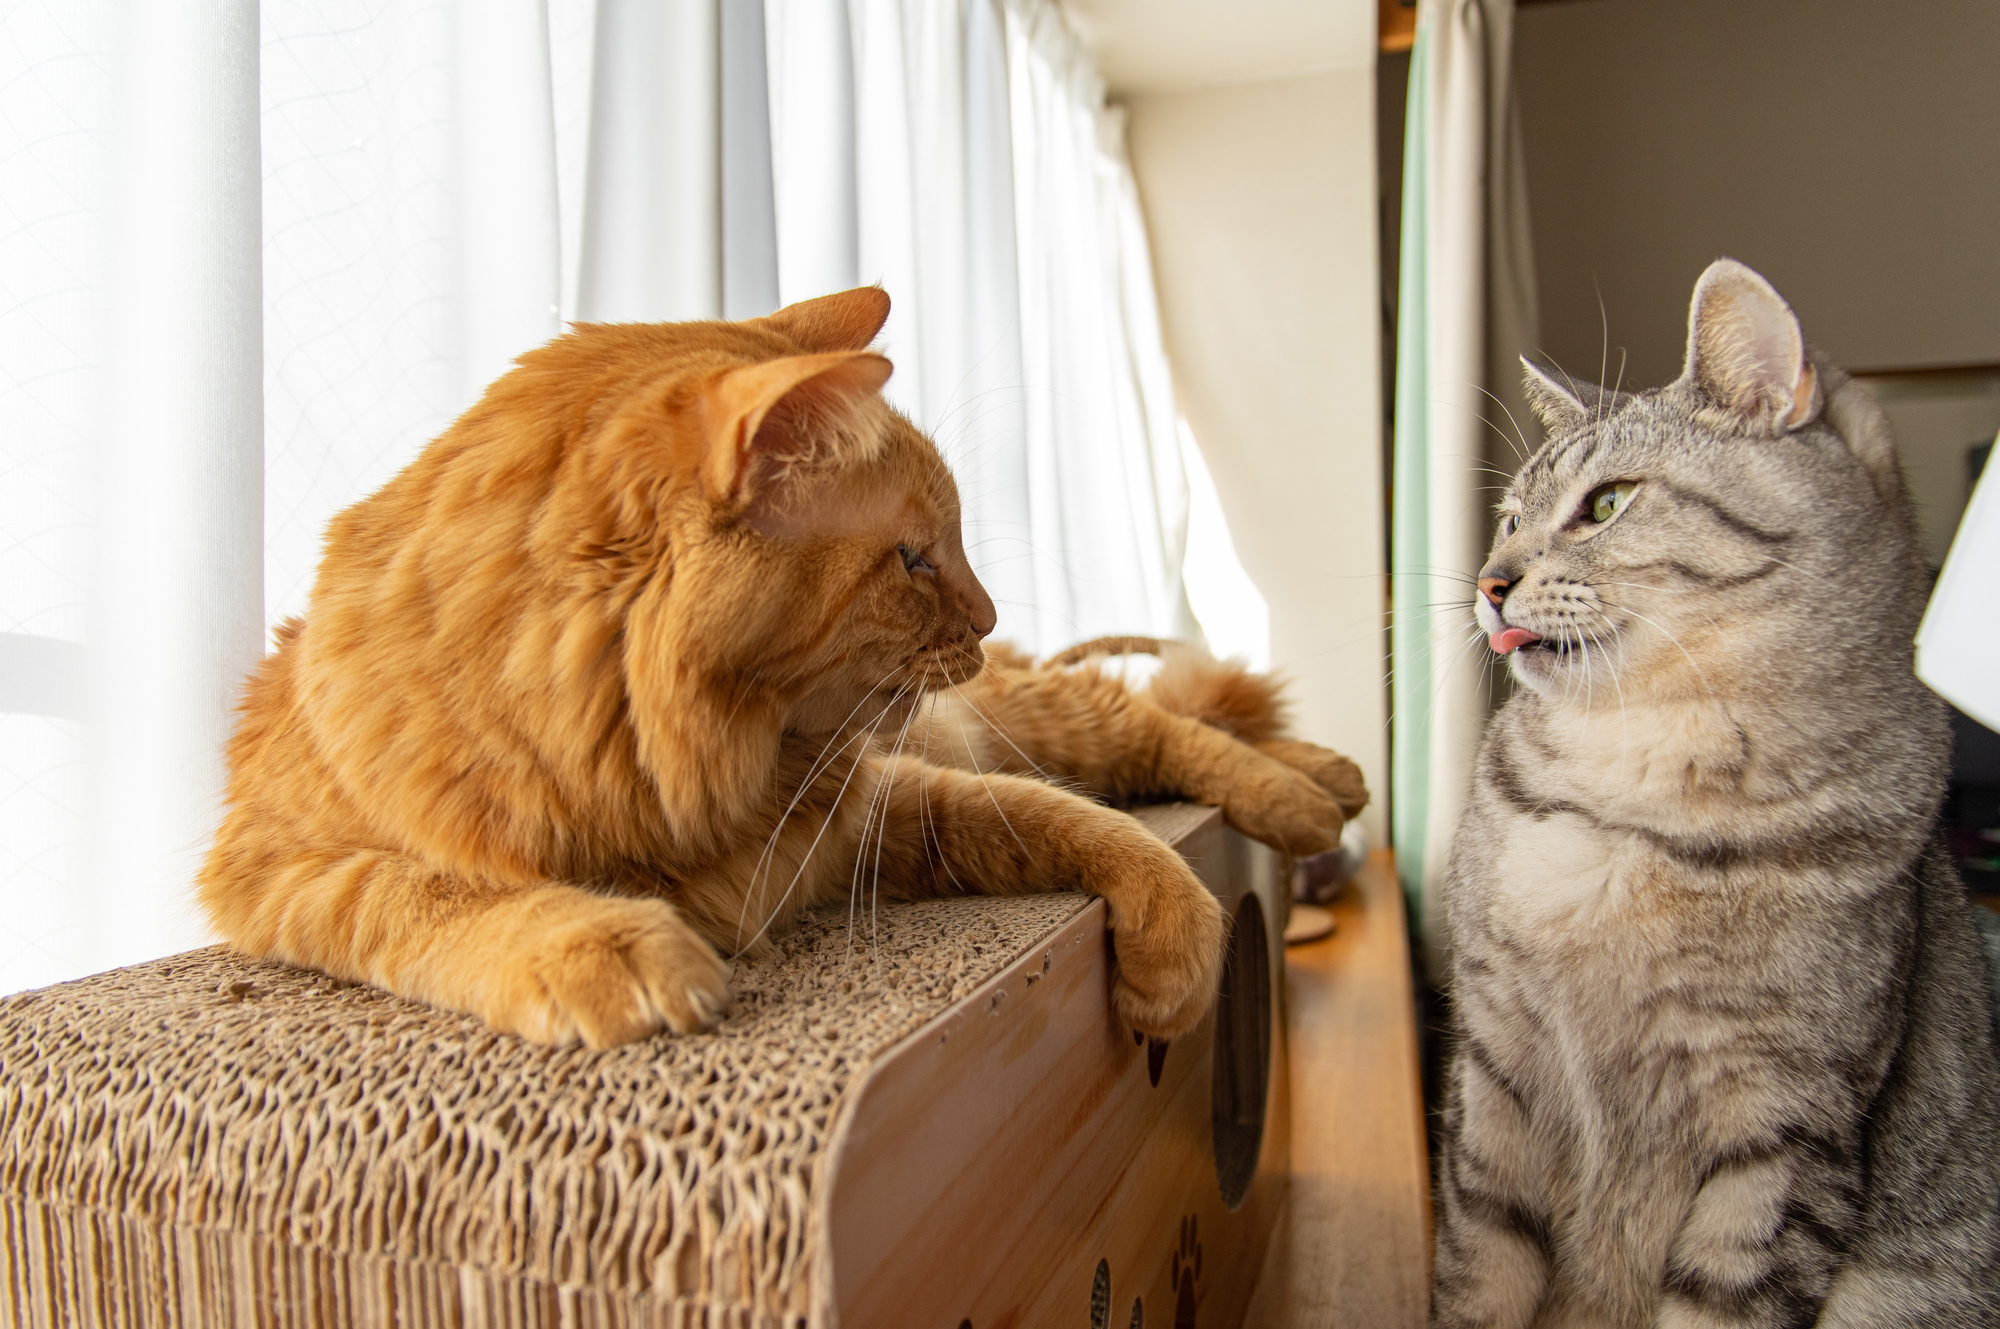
[{"left": 1170, "top": 1214, "right": 1202, "bottom": 1327}]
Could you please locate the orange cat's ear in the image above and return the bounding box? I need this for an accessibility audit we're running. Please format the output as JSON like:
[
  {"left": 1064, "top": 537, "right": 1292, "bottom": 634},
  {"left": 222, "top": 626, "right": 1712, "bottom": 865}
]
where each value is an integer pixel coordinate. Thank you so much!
[
  {"left": 701, "top": 350, "right": 893, "bottom": 505},
  {"left": 752, "top": 286, "right": 892, "bottom": 353}
]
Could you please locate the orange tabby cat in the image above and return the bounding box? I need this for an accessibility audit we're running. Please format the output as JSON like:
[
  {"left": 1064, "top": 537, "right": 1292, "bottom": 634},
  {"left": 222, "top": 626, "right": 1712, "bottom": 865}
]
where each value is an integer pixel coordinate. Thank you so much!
[{"left": 199, "top": 287, "right": 1366, "bottom": 1048}]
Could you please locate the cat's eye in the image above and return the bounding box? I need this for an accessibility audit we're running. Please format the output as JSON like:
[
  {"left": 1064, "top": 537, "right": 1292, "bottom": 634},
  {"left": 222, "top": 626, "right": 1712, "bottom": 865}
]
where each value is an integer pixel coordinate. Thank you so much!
[
  {"left": 897, "top": 543, "right": 936, "bottom": 576},
  {"left": 1588, "top": 481, "right": 1638, "bottom": 524},
  {"left": 1498, "top": 514, "right": 1520, "bottom": 539}
]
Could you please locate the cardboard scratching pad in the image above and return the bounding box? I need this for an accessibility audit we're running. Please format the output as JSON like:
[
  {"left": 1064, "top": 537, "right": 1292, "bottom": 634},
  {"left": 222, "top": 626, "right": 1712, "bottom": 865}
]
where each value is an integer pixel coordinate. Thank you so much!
[{"left": 0, "top": 805, "right": 1289, "bottom": 1328}]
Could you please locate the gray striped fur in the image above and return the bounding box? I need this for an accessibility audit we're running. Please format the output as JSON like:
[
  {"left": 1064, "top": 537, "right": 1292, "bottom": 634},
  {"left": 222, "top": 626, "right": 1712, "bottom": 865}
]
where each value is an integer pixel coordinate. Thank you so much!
[{"left": 1433, "top": 260, "right": 2000, "bottom": 1328}]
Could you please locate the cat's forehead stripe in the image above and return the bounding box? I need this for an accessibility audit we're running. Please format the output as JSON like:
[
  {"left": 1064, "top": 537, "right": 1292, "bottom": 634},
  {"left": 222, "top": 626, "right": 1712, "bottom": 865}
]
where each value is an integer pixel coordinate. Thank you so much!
[{"left": 1648, "top": 478, "right": 1795, "bottom": 547}]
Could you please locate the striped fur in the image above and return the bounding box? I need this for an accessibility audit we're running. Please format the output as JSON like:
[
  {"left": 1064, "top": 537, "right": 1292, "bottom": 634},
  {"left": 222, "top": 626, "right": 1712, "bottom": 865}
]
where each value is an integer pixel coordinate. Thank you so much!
[{"left": 1433, "top": 261, "right": 2000, "bottom": 1328}]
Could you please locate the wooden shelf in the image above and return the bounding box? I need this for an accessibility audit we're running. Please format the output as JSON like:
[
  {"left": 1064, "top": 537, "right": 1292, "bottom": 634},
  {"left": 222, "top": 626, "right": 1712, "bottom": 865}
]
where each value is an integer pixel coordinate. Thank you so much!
[{"left": 1245, "top": 849, "right": 1432, "bottom": 1326}]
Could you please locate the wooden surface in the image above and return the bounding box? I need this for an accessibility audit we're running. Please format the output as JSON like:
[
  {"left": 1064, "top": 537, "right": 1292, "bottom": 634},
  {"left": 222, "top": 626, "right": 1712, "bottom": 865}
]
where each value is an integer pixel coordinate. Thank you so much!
[
  {"left": 819, "top": 805, "right": 1291, "bottom": 1329},
  {"left": 1242, "top": 848, "right": 1432, "bottom": 1327}
]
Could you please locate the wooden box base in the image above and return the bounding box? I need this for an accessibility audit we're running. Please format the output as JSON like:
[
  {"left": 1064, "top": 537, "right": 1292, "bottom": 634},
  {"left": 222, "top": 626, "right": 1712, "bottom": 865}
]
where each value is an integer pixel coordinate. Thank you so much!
[
  {"left": 821, "top": 805, "right": 1290, "bottom": 1328},
  {"left": 0, "top": 806, "right": 1288, "bottom": 1328}
]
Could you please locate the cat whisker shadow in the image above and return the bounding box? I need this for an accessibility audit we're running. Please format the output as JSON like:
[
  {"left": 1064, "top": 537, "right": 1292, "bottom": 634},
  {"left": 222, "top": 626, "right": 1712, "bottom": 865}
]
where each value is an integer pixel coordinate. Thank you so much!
[
  {"left": 848, "top": 672, "right": 927, "bottom": 966},
  {"left": 734, "top": 662, "right": 909, "bottom": 947},
  {"left": 731, "top": 676, "right": 920, "bottom": 960}
]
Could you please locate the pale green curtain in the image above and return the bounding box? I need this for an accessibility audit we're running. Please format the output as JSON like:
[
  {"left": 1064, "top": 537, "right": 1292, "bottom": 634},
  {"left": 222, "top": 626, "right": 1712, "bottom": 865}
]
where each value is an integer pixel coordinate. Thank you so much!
[{"left": 1390, "top": 0, "right": 1538, "bottom": 971}]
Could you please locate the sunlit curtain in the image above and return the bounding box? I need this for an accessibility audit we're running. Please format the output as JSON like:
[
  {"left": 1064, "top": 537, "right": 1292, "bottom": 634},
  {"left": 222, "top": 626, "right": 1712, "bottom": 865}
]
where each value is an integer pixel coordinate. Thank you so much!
[
  {"left": 1920, "top": 439, "right": 2000, "bottom": 732},
  {"left": 1000, "top": 0, "right": 1192, "bottom": 651},
  {"left": 1390, "top": 0, "right": 1538, "bottom": 968},
  {"left": 771, "top": 0, "right": 1192, "bottom": 651},
  {"left": 261, "top": 0, "right": 575, "bottom": 630},
  {"left": 2, "top": 0, "right": 264, "bottom": 991}
]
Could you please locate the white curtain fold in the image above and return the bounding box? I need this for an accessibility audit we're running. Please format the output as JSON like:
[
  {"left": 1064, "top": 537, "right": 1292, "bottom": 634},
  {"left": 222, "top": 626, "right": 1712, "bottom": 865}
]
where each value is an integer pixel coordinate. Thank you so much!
[
  {"left": 1001, "top": 1, "right": 1192, "bottom": 650},
  {"left": 0, "top": 1, "right": 111, "bottom": 991},
  {"left": 766, "top": 0, "right": 857, "bottom": 305},
  {"left": 577, "top": 0, "right": 721, "bottom": 323},
  {"left": 720, "top": 0, "right": 781, "bottom": 318},
  {"left": 0, "top": 0, "right": 265, "bottom": 988},
  {"left": 91, "top": 0, "right": 268, "bottom": 975}
]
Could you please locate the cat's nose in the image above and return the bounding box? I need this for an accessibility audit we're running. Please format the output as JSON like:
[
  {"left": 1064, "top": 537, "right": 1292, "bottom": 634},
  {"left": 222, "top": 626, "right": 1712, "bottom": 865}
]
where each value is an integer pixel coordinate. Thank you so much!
[
  {"left": 1478, "top": 576, "right": 1510, "bottom": 608},
  {"left": 964, "top": 574, "right": 997, "bottom": 638}
]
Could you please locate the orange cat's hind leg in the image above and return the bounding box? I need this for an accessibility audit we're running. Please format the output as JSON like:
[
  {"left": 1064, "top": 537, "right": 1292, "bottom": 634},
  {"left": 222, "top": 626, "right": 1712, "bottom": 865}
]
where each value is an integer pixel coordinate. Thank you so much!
[
  {"left": 1143, "top": 644, "right": 1370, "bottom": 818},
  {"left": 202, "top": 846, "right": 730, "bottom": 1048},
  {"left": 1143, "top": 641, "right": 1289, "bottom": 744}
]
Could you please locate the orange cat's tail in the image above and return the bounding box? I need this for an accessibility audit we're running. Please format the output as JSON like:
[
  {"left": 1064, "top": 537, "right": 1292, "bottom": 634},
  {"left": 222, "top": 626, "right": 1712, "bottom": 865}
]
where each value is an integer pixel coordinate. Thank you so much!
[
  {"left": 1043, "top": 635, "right": 1166, "bottom": 667},
  {"left": 1042, "top": 636, "right": 1290, "bottom": 746}
]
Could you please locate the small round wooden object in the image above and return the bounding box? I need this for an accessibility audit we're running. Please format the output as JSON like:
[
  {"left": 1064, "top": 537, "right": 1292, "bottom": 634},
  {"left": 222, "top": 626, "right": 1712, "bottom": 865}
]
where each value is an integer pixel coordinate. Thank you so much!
[{"left": 1284, "top": 903, "right": 1336, "bottom": 946}]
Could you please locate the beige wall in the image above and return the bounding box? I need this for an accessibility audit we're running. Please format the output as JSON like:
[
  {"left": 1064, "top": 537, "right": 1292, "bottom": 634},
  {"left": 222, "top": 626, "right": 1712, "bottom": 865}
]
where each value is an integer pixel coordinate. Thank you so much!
[
  {"left": 1125, "top": 69, "right": 1387, "bottom": 843},
  {"left": 1515, "top": 0, "right": 2000, "bottom": 560},
  {"left": 1516, "top": 0, "right": 2000, "bottom": 387}
]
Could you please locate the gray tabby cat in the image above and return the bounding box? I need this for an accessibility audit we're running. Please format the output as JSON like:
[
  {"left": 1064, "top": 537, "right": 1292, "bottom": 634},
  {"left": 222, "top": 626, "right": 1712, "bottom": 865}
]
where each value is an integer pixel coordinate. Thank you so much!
[{"left": 1432, "top": 259, "right": 2000, "bottom": 1328}]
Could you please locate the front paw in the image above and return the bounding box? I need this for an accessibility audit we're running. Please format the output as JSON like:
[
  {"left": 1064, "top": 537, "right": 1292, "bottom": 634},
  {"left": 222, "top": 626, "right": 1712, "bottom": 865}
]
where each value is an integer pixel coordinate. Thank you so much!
[
  {"left": 488, "top": 894, "right": 732, "bottom": 1048},
  {"left": 1105, "top": 851, "right": 1227, "bottom": 1039},
  {"left": 1253, "top": 739, "right": 1370, "bottom": 820}
]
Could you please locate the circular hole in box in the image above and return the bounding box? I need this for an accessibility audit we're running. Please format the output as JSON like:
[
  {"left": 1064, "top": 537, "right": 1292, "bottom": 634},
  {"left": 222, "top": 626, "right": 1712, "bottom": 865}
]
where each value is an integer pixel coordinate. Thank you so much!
[{"left": 1211, "top": 890, "right": 1271, "bottom": 1210}]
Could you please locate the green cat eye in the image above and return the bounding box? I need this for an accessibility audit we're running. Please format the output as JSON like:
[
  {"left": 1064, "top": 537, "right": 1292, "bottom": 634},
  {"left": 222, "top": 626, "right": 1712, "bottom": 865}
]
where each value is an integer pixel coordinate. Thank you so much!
[{"left": 1589, "top": 481, "right": 1637, "bottom": 523}]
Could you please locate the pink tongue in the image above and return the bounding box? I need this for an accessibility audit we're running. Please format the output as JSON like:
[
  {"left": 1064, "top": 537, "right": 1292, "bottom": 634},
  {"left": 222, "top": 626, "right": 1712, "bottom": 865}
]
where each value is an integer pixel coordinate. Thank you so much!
[{"left": 1489, "top": 626, "right": 1543, "bottom": 655}]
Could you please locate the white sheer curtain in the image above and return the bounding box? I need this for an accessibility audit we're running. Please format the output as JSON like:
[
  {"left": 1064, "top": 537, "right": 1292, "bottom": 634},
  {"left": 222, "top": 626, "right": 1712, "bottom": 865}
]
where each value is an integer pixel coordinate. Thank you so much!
[
  {"left": 1001, "top": 6, "right": 1190, "bottom": 650},
  {"left": 2, "top": 0, "right": 264, "bottom": 992},
  {"left": 262, "top": 0, "right": 585, "bottom": 627},
  {"left": 0, "top": 0, "right": 1191, "bottom": 996},
  {"left": 778, "top": 0, "right": 1192, "bottom": 650},
  {"left": 0, "top": 3, "right": 108, "bottom": 995}
]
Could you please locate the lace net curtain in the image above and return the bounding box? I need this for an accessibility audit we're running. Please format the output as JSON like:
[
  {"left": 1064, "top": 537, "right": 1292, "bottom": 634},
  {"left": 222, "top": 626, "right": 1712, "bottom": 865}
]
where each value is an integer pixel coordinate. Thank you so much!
[{"left": 0, "top": 0, "right": 1192, "bottom": 995}]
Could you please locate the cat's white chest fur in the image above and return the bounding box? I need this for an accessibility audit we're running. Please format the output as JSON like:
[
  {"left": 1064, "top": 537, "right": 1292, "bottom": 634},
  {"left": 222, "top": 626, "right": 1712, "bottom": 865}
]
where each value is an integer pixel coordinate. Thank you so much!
[{"left": 1486, "top": 809, "right": 1628, "bottom": 924}]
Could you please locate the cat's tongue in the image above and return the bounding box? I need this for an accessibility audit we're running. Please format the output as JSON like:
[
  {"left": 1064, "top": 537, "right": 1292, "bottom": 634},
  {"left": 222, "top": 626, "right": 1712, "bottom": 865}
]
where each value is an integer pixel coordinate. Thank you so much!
[{"left": 1489, "top": 627, "right": 1543, "bottom": 655}]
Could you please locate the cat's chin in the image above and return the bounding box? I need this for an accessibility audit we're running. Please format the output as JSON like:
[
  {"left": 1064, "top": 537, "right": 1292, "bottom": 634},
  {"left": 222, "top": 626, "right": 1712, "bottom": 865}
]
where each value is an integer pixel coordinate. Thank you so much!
[
  {"left": 873, "top": 688, "right": 922, "bottom": 724},
  {"left": 1504, "top": 635, "right": 1584, "bottom": 691},
  {"left": 789, "top": 678, "right": 949, "bottom": 739}
]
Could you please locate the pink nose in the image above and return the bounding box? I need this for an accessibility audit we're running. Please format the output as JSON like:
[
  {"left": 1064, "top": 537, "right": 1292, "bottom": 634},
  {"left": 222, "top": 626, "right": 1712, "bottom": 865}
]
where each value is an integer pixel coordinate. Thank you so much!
[{"left": 1478, "top": 576, "right": 1509, "bottom": 608}]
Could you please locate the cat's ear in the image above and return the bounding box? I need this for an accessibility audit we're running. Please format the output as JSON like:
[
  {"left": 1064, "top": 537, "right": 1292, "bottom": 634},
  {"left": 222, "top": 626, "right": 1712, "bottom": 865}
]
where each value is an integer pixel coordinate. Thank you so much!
[
  {"left": 1521, "top": 358, "right": 1598, "bottom": 432},
  {"left": 1679, "top": 259, "right": 1822, "bottom": 433},
  {"left": 701, "top": 350, "right": 893, "bottom": 504},
  {"left": 752, "top": 286, "right": 892, "bottom": 353}
]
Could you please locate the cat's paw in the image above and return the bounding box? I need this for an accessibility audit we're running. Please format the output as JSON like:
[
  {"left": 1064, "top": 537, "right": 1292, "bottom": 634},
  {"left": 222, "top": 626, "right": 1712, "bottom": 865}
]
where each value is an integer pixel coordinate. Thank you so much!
[
  {"left": 1104, "top": 850, "right": 1226, "bottom": 1040},
  {"left": 1253, "top": 738, "right": 1370, "bottom": 820},
  {"left": 1207, "top": 748, "right": 1348, "bottom": 858},
  {"left": 494, "top": 894, "right": 732, "bottom": 1048}
]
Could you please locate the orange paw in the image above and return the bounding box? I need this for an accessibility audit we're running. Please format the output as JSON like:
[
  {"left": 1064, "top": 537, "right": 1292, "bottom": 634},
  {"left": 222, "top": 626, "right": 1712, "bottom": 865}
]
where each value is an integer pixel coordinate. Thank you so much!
[
  {"left": 1103, "top": 846, "right": 1227, "bottom": 1040},
  {"left": 1253, "top": 738, "right": 1370, "bottom": 821},
  {"left": 484, "top": 895, "right": 732, "bottom": 1048}
]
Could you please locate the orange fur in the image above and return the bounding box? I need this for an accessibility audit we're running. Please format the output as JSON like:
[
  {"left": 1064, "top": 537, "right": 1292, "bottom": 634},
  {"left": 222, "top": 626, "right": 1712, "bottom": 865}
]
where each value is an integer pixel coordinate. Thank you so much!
[{"left": 200, "top": 288, "right": 1368, "bottom": 1048}]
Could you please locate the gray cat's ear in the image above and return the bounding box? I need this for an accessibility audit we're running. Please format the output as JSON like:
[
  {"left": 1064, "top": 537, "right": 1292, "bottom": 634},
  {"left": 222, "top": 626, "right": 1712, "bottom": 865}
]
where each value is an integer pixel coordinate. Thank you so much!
[
  {"left": 1521, "top": 358, "right": 1597, "bottom": 432},
  {"left": 1680, "top": 259, "right": 1822, "bottom": 433}
]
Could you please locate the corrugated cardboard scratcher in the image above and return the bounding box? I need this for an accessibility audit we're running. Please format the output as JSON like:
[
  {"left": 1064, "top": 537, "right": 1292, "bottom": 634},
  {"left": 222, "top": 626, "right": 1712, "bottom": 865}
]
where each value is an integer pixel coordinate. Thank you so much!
[{"left": 0, "top": 805, "right": 1288, "bottom": 1328}]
